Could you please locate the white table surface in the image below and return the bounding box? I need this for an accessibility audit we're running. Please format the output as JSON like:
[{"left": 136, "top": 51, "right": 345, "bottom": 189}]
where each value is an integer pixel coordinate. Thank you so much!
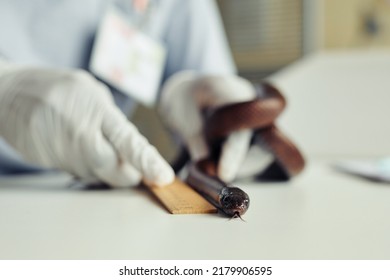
[
  {"left": 0, "top": 158, "right": 389, "bottom": 259},
  {"left": 1, "top": 51, "right": 389, "bottom": 259}
]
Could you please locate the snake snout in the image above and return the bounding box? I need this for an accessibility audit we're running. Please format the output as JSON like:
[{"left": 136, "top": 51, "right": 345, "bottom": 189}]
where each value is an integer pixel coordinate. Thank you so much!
[{"left": 220, "top": 187, "right": 250, "bottom": 217}]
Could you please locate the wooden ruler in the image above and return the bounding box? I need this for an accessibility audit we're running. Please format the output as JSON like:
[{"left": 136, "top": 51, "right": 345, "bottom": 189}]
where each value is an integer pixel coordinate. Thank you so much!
[{"left": 145, "top": 178, "right": 217, "bottom": 214}]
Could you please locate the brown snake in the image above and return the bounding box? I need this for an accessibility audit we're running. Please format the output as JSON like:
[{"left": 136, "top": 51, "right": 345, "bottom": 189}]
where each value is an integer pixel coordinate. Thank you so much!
[{"left": 174, "top": 83, "right": 305, "bottom": 218}]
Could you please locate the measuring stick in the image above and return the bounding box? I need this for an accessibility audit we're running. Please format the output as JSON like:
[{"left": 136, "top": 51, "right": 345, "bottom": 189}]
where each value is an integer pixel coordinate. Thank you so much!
[{"left": 145, "top": 178, "right": 217, "bottom": 214}]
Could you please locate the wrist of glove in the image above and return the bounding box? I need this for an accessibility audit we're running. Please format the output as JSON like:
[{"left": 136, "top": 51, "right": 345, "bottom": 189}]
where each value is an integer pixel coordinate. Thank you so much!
[
  {"left": 159, "top": 71, "right": 273, "bottom": 182},
  {"left": 0, "top": 61, "right": 174, "bottom": 187}
]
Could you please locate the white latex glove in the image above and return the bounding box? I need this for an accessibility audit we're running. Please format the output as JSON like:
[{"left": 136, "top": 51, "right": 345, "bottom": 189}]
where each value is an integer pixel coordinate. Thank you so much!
[
  {"left": 159, "top": 71, "right": 257, "bottom": 182},
  {"left": 0, "top": 61, "right": 174, "bottom": 187}
]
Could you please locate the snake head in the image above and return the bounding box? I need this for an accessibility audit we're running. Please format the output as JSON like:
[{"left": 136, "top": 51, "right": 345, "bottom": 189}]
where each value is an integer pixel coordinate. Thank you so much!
[{"left": 220, "top": 187, "right": 250, "bottom": 217}]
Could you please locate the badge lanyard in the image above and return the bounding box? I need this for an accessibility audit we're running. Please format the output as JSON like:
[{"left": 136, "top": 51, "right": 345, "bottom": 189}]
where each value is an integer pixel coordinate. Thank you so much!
[{"left": 124, "top": 0, "right": 155, "bottom": 31}]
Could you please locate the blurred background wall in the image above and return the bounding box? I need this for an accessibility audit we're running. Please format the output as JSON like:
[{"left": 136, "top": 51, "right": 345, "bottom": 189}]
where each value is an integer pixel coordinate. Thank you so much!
[
  {"left": 133, "top": 0, "right": 390, "bottom": 161},
  {"left": 322, "top": 0, "right": 390, "bottom": 49},
  {"left": 218, "top": 0, "right": 390, "bottom": 79},
  {"left": 217, "top": 0, "right": 305, "bottom": 79}
]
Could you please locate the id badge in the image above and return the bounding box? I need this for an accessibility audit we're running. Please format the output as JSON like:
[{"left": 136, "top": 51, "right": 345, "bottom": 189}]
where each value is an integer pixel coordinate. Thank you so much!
[{"left": 90, "top": 7, "right": 166, "bottom": 107}]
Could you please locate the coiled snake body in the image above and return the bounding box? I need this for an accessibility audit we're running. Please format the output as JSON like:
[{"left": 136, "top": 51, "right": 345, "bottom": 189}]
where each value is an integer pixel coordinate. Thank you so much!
[{"left": 177, "top": 83, "right": 305, "bottom": 218}]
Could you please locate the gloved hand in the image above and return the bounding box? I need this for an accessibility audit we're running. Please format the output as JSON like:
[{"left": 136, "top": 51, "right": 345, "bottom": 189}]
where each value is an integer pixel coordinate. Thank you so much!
[
  {"left": 0, "top": 61, "right": 174, "bottom": 187},
  {"left": 159, "top": 71, "right": 257, "bottom": 182}
]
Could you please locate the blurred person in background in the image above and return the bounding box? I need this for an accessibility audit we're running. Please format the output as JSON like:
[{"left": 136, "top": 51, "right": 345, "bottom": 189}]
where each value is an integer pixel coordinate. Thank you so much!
[{"left": 0, "top": 0, "right": 258, "bottom": 188}]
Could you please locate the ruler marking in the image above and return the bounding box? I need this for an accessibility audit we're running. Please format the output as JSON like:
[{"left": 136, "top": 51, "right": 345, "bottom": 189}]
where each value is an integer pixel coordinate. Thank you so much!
[{"left": 145, "top": 178, "right": 217, "bottom": 214}]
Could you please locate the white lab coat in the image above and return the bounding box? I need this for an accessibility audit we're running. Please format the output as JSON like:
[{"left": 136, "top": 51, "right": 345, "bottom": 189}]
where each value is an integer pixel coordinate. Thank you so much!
[{"left": 0, "top": 0, "right": 235, "bottom": 174}]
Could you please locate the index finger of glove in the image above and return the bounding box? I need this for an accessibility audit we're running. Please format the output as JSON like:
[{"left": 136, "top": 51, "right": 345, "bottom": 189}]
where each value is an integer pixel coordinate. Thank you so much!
[
  {"left": 101, "top": 106, "right": 175, "bottom": 187},
  {"left": 81, "top": 130, "right": 142, "bottom": 187}
]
